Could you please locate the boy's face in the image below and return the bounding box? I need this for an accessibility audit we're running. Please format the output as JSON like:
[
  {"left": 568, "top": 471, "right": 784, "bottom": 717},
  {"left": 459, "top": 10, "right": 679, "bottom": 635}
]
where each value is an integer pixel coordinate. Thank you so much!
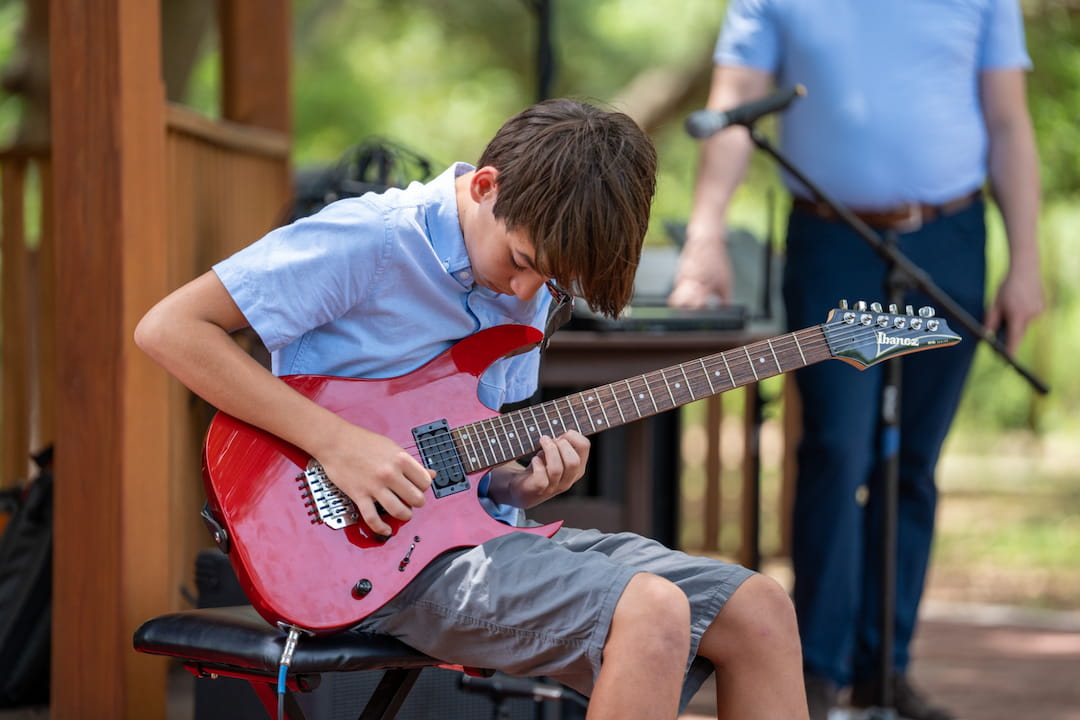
[{"left": 464, "top": 168, "right": 548, "bottom": 302}]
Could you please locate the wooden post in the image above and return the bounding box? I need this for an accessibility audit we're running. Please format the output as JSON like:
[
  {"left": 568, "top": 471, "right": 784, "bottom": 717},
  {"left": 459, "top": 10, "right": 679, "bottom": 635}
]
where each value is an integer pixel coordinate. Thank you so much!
[
  {"left": 703, "top": 396, "right": 723, "bottom": 553},
  {"left": 49, "top": 0, "right": 171, "bottom": 717},
  {"left": 1, "top": 157, "right": 31, "bottom": 485},
  {"left": 220, "top": 0, "right": 292, "bottom": 133}
]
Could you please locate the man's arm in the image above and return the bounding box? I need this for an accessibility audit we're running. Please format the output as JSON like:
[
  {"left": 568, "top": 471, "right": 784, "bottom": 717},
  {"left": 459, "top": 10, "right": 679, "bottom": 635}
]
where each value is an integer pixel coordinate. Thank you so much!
[
  {"left": 668, "top": 65, "right": 773, "bottom": 308},
  {"left": 981, "top": 67, "right": 1044, "bottom": 353},
  {"left": 134, "top": 271, "right": 432, "bottom": 536}
]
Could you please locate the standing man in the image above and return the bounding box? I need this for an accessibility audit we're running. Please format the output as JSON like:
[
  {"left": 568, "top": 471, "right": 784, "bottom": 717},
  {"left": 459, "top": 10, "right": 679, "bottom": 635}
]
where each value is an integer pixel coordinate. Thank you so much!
[{"left": 669, "top": 2, "right": 1043, "bottom": 719}]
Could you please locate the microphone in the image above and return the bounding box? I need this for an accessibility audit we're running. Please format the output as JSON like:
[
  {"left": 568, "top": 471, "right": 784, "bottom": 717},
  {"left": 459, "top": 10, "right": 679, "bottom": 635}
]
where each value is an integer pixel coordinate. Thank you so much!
[{"left": 684, "top": 84, "right": 806, "bottom": 139}]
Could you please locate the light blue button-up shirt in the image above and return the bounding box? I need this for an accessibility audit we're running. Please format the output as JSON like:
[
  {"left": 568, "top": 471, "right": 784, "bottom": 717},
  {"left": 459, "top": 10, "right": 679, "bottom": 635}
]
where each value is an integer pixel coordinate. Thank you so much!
[{"left": 215, "top": 163, "right": 551, "bottom": 522}]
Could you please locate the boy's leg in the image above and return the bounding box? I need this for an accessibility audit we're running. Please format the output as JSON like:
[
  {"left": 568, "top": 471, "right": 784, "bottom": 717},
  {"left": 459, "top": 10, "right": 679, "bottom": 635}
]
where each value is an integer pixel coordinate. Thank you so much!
[
  {"left": 698, "top": 573, "right": 809, "bottom": 719},
  {"left": 589, "top": 573, "right": 690, "bottom": 720}
]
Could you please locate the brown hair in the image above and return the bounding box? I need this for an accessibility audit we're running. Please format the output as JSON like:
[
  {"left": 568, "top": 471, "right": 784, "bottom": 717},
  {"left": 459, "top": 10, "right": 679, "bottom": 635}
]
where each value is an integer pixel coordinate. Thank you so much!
[{"left": 478, "top": 98, "right": 657, "bottom": 317}]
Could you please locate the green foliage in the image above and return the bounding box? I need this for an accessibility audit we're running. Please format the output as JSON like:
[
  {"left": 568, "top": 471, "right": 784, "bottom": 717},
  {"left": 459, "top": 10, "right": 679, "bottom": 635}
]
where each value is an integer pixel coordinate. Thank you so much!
[
  {"left": 0, "top": 1, "right": 25, "bottom": 147},
  {"left": 1026, "top": 8, "right": 1080, "bottom": 200}
]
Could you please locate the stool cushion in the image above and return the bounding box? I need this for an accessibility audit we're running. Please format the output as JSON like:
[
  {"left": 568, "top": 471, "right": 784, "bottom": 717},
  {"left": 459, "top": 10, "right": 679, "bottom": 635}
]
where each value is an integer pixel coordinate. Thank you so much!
[{"left": 133, "top": 605, "right": 442, "bottom": 678}]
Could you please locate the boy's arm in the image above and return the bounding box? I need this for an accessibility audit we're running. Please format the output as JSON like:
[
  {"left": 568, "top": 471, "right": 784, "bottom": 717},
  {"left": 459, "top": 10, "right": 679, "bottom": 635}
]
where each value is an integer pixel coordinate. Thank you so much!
[
  {"left": 484, "top": 431, "right": 590, "bottom": 509},
  {"left": 134, "top": 271, "right": 432, "bottom": 537}
]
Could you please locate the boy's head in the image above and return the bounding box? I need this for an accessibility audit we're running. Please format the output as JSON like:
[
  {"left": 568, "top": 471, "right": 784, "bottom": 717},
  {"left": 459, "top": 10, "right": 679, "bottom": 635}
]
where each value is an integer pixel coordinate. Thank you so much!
[{"left": 477, "top": 98, "right": 657, "bottom": 317}]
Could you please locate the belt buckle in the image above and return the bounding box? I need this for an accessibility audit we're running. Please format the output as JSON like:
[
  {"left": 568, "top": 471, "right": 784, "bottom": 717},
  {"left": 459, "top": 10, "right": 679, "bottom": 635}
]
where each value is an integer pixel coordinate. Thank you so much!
[{"left": 895, "top": 203, "right": 923, "bottom": 233}]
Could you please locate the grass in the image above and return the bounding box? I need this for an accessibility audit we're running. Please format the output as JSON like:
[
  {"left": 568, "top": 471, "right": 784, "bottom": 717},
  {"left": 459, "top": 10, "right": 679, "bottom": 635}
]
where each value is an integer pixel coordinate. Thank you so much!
[
  {"left": 677, "top": 406, "right": 1080, "bottom": 611},
  {"left": 929, "top": 430, "right": 1080, "bottom": 609}
]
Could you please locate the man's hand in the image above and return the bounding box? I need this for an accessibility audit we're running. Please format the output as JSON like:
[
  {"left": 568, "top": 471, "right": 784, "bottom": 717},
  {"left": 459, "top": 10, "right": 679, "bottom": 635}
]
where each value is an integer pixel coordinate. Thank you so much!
[
  {"left": 487, "top": 431, "right": 591, "bottom": 509},
  {"left": 668, "top": 225, "right": 733, "bottom": 308},
  {"left": 985, "top": 263, "right": 1045, "bottom": 355}
]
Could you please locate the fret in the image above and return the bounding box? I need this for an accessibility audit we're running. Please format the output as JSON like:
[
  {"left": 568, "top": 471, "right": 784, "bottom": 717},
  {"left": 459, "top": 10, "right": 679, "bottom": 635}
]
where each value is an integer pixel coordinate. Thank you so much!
[
  {"left": 468, "top": 423, "right": 490, "bottom": 468},
  {"left": 584, "top": 389, "right": 609, "bottom": 429},
  {"left": 721, "top": 353, "right": 736, "bottom": 387},
  {"left": 583, "top": 390, "right": 600, "bottom": 431},
  {"left": 492, "top": 415, "right": 514, "bottom": 458},
  {"left": 700, "top": 358, "right": 717, "bottom": 394},
  {"left": 522, "top": 407, "right": 542, "bottom": 441},
  {"left": 743, "top": 346, "right": 759, "bottom": 381},
  {"left": 767, "top": 338, "right": 781, "bottom": 373},
  {"left": 507, "top": 411, "right": 530, "bottom": 457},
  {"left": 625, "top": 379, "right": 642, "bottom": 419},
  {"left": 557, "top": 397, "right": 583, "bottom": 433},
  {"left": 537, "top": 401, "right": 558, "bottom": 436},
  {"left": 574, "top": 390, "right": 591, "bottom": 431},
  {"left": 678, "top": 365, "right": 697, "bottom": 403},
  {"left": 484, "top": 417, "right": 507, "bottom": 461},
  {"left": 475, "top": 423, "right": 495, "bottom": 468},
  {"left": 607, "top": 384, "right": 626, "bottom": 424},
  {"left": 641, "top": 373, "right": 659, "bottom": 414},
  {"left": 495, "top": 415, "right": 516, "bottom": 458},
  {"left": 455, "top": 427, "right": 482, "bottom": 471},
  {"left": 663, "top": 366, "right": 690, "bottom": 408},
  {"left": 660, "top": 368, "right": 678, "bottom": 408},
  {"left": 792, "top": 331, "right": 807, "bottom": 365}
]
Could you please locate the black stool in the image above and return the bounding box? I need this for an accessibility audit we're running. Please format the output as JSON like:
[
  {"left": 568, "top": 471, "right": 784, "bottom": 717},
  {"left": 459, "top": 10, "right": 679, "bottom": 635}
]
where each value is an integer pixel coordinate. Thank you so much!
[{"left": 133, "top": 604, "right": 462, "bottom": 720}]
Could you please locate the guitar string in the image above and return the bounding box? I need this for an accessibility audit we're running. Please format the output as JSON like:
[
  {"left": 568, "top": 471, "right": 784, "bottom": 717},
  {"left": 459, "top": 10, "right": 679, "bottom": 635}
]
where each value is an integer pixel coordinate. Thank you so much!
[
  {"left": 404, "top": 318, "right": 939, "bottom": 467},
  {"left": 389, "top": 318, "right": 941, "bottom": 472}
]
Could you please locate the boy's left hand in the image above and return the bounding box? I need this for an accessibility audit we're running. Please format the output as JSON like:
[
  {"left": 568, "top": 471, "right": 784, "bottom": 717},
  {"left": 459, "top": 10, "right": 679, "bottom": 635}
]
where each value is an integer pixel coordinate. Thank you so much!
[{"left": 487, "top": 431, "right": 590, "bottom": 509}]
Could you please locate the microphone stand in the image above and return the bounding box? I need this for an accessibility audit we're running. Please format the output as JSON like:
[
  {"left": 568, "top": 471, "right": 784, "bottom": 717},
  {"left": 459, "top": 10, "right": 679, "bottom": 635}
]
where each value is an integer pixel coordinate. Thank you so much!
[{"left": 737, "top": 124, "right": 1049, "bottom": 718}]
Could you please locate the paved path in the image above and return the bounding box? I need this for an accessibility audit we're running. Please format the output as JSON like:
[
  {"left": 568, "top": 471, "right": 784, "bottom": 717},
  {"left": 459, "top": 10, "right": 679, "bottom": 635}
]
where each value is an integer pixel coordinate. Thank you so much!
[{"left": 681, "top": 601, "right": 1080, "bottom": 720}]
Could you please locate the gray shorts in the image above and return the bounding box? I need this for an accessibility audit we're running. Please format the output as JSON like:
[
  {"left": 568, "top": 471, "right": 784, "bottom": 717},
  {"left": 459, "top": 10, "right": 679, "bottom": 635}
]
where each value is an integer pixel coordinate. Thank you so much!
[{"left": 351, "top": 526, "right": 754, "bottom": 707}]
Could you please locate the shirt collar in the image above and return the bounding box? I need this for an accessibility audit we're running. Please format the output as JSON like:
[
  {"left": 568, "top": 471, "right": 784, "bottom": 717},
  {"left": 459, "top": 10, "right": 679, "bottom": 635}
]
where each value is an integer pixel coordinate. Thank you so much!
[{"left": 425, "top": 163, "right": 475, "bottom": 285}]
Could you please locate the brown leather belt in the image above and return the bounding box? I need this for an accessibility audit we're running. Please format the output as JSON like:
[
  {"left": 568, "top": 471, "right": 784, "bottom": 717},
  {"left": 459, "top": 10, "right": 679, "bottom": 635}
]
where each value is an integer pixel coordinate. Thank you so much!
[{"left": 792, "top": 190, "right": 981, "bottom": 232}]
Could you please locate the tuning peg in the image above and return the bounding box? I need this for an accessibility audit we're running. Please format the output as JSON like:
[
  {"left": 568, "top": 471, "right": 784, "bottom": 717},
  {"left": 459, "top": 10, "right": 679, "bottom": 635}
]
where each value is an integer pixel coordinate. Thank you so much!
[
  {"left": 888, "top": 303, "right": 899, "bottom": 314},
  {"left": 870, "top": 302, "right": 883, "bottom": 313},
  {"left": 838, "top": 299, "right": 849, "bottom": 310},
  {"left": 854, "top": 300, "right": 868, "bottom": 311},
  {"left": 918, "top": 306, "right": 936, "bottom": 318},
  {"left": 905, "top": 305, "right": 915, "bottom": 316}
]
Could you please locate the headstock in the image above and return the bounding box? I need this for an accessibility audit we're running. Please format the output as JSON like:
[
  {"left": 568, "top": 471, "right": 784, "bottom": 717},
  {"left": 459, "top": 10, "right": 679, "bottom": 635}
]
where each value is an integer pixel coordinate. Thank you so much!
[{"left": 823, "top": 300, "right": 961, "bottom": 369}]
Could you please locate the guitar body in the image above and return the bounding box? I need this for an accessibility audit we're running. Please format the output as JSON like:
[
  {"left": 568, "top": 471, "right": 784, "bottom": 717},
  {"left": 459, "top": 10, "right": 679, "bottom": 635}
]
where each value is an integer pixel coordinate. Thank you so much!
[{"left": 202, "top": 324, "right": 561, "bottom": 634}]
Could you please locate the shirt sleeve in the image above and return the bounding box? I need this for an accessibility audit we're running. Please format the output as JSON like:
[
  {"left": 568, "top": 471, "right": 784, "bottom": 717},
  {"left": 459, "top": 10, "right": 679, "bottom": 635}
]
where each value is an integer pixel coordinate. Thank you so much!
[
  {"left": 980, "top": 0, "right": 1032, "bottom": 70},
  {"left": 213, "top": 197, "right": 384, "bottom": 352},
  {"left": 714, "top": 0, "right": 781, "bottom": 72}
]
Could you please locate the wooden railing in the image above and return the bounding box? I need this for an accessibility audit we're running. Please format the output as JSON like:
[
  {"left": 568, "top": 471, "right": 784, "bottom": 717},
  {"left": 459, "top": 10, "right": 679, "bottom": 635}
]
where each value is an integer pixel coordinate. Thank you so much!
[
  {"left": 162, "top": 104, "right": 292, "bottom": 609},
  {"left": 1, "top": 107, "right": 290, "bottom": 606},
  {"left": 0, "top": 147, "right": 52, "bottom": 487}
]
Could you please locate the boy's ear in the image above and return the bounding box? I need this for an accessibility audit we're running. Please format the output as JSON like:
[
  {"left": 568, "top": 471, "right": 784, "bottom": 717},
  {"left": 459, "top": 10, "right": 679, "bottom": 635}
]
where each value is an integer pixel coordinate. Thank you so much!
[{"left": 470, "top": 166, "right": 500, "bottom": 202}]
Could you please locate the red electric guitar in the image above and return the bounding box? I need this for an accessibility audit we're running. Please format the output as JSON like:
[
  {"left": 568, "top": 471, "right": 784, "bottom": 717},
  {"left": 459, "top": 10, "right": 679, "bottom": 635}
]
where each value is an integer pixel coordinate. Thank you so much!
[{"left": 201, "top": 303, "right": 960, "bottom": 634}]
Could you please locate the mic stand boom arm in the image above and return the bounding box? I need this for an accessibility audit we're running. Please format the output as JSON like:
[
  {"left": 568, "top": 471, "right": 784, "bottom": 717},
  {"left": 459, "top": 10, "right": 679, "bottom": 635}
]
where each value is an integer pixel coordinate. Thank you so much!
[{"left": 745, "top": 126, "right": 1049, "bottom": 395}]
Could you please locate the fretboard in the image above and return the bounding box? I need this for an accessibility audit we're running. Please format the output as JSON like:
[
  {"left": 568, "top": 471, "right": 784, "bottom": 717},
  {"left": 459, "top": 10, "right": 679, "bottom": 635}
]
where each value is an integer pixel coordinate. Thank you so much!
[{"left": 452, "top": 324, "right": 831, "bottom": 473}]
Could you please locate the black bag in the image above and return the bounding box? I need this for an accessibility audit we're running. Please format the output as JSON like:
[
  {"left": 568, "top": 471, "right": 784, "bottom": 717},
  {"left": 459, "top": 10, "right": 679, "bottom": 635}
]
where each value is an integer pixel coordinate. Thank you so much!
[{"left": 0, "top": 447, "right": 54, "bottom": 707}]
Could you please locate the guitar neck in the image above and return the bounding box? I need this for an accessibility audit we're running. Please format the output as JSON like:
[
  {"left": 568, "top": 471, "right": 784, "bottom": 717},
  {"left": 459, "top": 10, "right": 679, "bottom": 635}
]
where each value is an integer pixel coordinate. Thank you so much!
[{"left": 453, "top": 325, "right": 830, "bottom": 473}]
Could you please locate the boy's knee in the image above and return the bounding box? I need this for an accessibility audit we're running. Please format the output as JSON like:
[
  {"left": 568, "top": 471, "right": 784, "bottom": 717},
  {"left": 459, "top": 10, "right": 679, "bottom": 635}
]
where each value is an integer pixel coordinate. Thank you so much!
[
  {"left": 621, "top": 573, "right": 689, "bottom": 621},
  {"left": 608, "top": 573, "right": 690, "bottom": 652},
  {"left": 705, "top": 574, "right": 801, "bottom": 663}
]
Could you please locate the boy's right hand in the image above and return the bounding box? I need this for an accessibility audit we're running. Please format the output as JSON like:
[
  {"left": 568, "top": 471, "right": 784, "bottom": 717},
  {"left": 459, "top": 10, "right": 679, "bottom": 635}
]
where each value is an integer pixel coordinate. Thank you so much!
[{"left": 316, "top": 425, "right": 435, "bottom": 538}]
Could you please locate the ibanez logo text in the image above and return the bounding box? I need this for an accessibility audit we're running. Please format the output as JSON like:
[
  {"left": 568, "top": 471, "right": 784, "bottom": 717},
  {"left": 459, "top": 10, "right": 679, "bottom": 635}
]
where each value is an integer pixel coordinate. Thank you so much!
[{"left": 877, "top": 331, "right": 919, "bottom": 347}]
